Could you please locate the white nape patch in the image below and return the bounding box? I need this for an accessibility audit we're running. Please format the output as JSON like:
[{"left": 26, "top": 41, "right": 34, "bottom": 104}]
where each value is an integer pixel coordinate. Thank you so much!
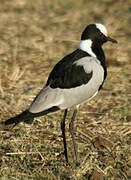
[
  {"left": 78, "top": 40, "right": 96, "bottom": 57},
  {"left": 95, "top": 23, "right": 108, "bottom": 36}
]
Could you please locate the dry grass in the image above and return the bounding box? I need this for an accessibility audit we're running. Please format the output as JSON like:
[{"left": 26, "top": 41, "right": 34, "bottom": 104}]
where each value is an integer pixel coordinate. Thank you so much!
[{"left": 0, "top": 0, "right": 130, "bottom": 179}]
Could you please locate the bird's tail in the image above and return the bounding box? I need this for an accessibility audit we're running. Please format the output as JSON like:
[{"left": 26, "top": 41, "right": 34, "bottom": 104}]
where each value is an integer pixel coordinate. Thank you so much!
[
  {"left": 2, "top": 106, "right": 60, "bottom": 128},
  {"left": 4, "top": 110, "right": 34, "bottom": 126}
]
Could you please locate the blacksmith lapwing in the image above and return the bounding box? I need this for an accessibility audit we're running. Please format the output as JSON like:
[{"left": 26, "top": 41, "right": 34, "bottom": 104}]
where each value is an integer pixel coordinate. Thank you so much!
[{"left": 3, "top": 23, "right": 117, "bottom": 164}]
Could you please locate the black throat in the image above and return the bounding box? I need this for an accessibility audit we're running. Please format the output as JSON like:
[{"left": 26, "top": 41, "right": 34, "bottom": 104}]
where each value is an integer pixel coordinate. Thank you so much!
[{"left": 91, "top": 42, "right": 107, "bottom": 80}]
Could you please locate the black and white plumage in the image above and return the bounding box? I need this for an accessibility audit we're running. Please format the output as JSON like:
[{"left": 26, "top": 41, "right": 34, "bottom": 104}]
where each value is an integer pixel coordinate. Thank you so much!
[{"left": 3, "top": 23, "right": 117, "bottom": 164}]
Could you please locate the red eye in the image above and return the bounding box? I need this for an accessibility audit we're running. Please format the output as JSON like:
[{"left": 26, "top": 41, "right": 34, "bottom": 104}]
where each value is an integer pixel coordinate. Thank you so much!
[{"left": 99, "top": 32, "right": 103, "bottom": 36}]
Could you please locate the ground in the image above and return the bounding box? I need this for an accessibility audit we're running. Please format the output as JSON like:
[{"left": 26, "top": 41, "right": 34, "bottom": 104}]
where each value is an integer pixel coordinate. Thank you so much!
[{"left": 0, "top": 0, "right": 130, "bottom": 179}]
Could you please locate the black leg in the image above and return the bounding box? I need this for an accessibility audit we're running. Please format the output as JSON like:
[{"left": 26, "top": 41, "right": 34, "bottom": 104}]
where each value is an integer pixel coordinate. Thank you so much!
[
  {"left": 69, "top": 108, "right": 78, "bottom": 164},
  {"left": 61, "top": 109, "right": 68, "bottom": 164}
]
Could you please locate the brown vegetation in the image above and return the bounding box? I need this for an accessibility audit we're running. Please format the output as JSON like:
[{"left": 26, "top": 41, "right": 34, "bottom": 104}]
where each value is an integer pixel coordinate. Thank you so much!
[{"left": 0, "top": 0, "right": 130, "bottom": 179}]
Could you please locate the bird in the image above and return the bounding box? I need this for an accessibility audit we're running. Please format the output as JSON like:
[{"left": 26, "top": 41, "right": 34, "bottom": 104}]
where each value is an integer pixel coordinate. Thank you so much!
[{"left": 2, "top": 23, "right": 117, "bottom": 165}]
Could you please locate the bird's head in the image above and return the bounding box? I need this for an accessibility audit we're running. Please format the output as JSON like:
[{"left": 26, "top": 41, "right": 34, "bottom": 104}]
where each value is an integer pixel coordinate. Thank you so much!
[{"left": 81, "top": 23, "right": 117, "bottom": 46}]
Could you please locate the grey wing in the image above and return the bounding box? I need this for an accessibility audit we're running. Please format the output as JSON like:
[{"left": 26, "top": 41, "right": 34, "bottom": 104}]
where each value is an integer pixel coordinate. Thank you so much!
[
  {"left": 29, "top": 86, "right": 63, "bottom": 113},
  {"left": 29, "top": 56, "right": 105, "bottom": 113},
  {"left": 58, "top": 57, "right": 105, "bottom": 108}
]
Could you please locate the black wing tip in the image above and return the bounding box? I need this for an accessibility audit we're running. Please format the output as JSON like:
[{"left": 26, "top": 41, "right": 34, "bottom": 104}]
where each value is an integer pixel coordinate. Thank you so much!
[
  {"left": 0, "top": 120, "right": 12, "bottom": 130},
  {"left": 1, "top": 106, "right": 59, "bottom": 130},
  {"left": 4, "top": 117, "right": 16, "bottom": 126},
  {"left": 2, "top": 109, "right": 33, "bottom": 127}
]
